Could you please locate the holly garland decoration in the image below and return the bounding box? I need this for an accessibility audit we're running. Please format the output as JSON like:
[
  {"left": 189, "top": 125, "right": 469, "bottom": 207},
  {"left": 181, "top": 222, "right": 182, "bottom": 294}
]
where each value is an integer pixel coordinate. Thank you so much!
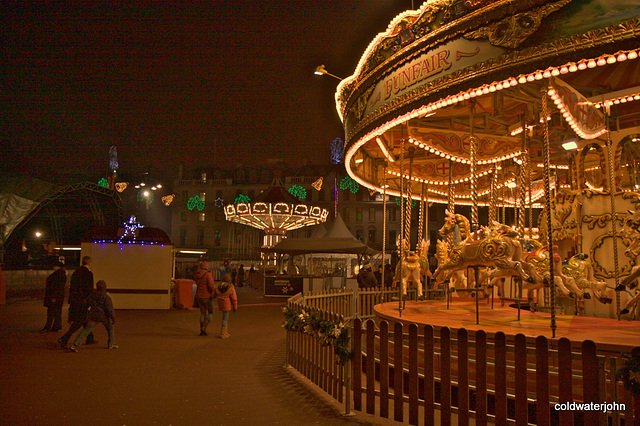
[
  {"left": 187, "top": 195, "right": 205, "bottom": 211},
  {"left": 98, "top": 178, "right": 109, "bottom": 188},
  {"left": 339, "top": 176, "right": 359, "bottom": 194}
]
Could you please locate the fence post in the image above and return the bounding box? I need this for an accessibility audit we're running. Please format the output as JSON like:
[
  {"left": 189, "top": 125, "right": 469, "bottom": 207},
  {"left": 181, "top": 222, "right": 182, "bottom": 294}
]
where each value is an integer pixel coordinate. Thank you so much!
[{"left": 344, "top": 320, "right": 355, "bottom": 416}]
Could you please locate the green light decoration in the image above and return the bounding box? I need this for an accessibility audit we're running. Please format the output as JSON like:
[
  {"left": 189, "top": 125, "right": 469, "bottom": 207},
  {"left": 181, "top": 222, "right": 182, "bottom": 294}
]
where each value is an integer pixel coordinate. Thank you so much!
[
  {"left": 234, "top": 194, "right": 250, "bottom": 204},
  {"left": 288, "top": 184, "right": 307, "bottom": 200},
  {"left": 187, "top": 195, "right": 205, "bottom": 211},
  {"left": 395, "top": 196, "right": 417, "bottom": 208},
  {"left": 98, "top": 178, "right": 109, "bottom": 188},
  {"left": 339, "top": 176, "right": 359, "bottom": 194}
]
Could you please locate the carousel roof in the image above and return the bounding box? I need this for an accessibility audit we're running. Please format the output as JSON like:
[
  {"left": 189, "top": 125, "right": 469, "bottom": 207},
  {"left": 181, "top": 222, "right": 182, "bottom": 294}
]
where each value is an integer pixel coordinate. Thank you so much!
[
  {"left": 224, "top": 186, "right": 329, "bottom": 234},
  {"left": 337, "top": 0, "right": 640, "bottom": 206}
]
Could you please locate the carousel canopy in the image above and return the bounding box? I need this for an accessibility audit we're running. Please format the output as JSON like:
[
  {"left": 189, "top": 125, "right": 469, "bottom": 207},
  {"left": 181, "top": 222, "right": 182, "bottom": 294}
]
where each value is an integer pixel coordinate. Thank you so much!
[
  {"left": 337, "top": 0, "right": 640, "bottom": 206},
  {"left": 224, "top": 186, "right": 329, "bottom": 234}
]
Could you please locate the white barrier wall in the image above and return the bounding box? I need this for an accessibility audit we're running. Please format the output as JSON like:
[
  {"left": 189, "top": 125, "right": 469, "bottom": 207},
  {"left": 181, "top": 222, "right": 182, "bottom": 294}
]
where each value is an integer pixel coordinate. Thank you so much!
[{"left": 81, "top": 242, "right": 173, "bottom": 309}]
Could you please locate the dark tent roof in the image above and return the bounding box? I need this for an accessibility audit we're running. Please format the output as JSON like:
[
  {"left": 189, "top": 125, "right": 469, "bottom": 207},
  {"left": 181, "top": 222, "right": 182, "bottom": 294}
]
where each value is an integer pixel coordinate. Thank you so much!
[{"left": 261, "top": 214, "right": 377, "bottom": 255}]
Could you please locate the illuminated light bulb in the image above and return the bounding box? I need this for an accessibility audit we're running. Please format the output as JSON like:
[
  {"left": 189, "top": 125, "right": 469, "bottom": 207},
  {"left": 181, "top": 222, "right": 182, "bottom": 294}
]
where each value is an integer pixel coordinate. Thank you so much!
[
  {"left": 457, "top": 95, "right": 464, "bottom": 102},
  {"left": 419, "top": 143, "right": 425, "bottom": 148},
  {"left": 559, "top": 66, "right": 568, "bottom": 74},
  {"left": 628, "top": 51, "right": 638, "bottom": 60},
  {"left": 578, "top": 61, "right": 588, "bottom": 70},
  {"left": 568, "top": 63, "right": 577, "bottom": 72},
  {"left": 463, "top": 92, "right": 470, "bottom": 100},
  {"left": 543, "top": 70, "right": 552, "bottom": 78},
  {"left": 469, "top": 91, "right": 477, "bottom": 98},
  {"left": 606, "top": 55, "right": 616, "bottom": 64},
  {"left": 614, "top": 99, "right": 620, "bottom": 104},
  {"left": 596, "top": 57, "right": 606, "bottom": 66},
  {"left": 620, "top": 98, "right": 627, "bottom": 103},
  {"left": 482, "top": 87, "right": 490, "bottom": 94},
  {"left": 475, "top": 89, "right": 483, "bottom": 96},
  {"left": 489, "top": 84, "right": 496, "bottom": 92},
  {"left": 518, "top": 75, "right": 527, "bottom": 84},
  {"left": 617, "top": 52, "right": 627, "bottom": 61},
  {"left": 587, "top": 59, "right": 597, "bottom": 68},
  {"left": 551, "top": 68, "right": 560, "bottom": 76},
  {"left": 527, "top": 74, "right": 535, "bottom": 82}
]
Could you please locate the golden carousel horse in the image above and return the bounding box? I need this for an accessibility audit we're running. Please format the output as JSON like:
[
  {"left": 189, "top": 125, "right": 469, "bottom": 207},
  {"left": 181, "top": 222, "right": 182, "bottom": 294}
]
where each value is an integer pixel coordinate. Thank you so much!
[
  {"left": 435, "top": 240, "right": 486, "bottom": 295},
  {"left": 393, "top": 238, "right": 430, "bottom": 299},
  {"left": 433, "top": 212, "right": 536, "bottom": 288},
  {"left": 563, "top": 253, "right": 613, "bottom": 304},
  {"left": 616, "top": 210, "right": 640, "bottom": 317}
]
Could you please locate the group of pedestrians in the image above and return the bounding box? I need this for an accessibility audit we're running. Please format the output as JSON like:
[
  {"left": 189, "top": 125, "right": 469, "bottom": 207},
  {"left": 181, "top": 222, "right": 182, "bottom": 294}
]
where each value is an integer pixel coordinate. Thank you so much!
[
  {"left": 41, "top": 256, "right": 117, "bottom": 352},
  {"left": 193, "top": 261, "right": 237, "bottom": 338}
]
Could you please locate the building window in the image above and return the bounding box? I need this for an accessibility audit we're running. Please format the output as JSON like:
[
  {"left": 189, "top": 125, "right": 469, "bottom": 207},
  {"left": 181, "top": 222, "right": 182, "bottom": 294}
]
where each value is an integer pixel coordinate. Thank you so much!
[
  {"left": 369, "top": 207, "right": 376, "bottom": 222},
  {"left": 200, "top": 192, "right": 206, "bottom": 202},
  {"left": 356, "top": 229, "right": 364, "bottom": 242},
  {"left": 196, "top": 227, "right": 204, "bottom": 246},
  {"left": 355, "top": 208, "right": 362, "bottom": 222},
  {"left": 389, "top": 230, "right": 397, "bottom": 247},
  {"left": 180, "top": 228, "right": 187, "bottom": 246},
  {"left": 389, "top": 207, "right": 397, "bottom": 222},
  {"left": 342, "top": 207, "right": 350, "bottom": 222},
  {"left": 368, "top": 228, "right": 376, "bottom": 244},
  {"left": 199, "top": 212, "right": 206, "bottom": 222}
]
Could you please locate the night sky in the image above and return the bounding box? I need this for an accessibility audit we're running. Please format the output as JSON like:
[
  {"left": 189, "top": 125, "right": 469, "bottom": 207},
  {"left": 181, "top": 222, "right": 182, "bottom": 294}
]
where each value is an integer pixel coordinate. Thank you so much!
[{"left": 2, "top": 1, "right": 411, "bottom": 184}]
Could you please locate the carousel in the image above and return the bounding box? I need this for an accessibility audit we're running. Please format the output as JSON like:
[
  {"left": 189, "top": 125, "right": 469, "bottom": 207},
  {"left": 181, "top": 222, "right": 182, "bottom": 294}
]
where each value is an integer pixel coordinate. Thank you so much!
[{"left": 336, "top": 0, "right": 640, "bottom": 344}]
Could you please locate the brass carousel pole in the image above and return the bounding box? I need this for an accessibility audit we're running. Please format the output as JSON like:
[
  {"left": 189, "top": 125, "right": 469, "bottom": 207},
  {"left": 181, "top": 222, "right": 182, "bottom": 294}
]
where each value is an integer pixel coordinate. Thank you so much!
[
  {"left": 469, "top": 102, "right": 481, "bottom": 324},
  {"left": 405, "top": 147, "right": 415, "bottom": 306},
  {"left": 399, "top": 138, "right": 405, "bottom": 317},
  {"left": 447, "top": 159, "right": 455, "bottom": 309},
  {"left": 381, "top": 164, "right": 387, "bottom": 304},
  {"left": 604, "top": 106, "right": 622, "bottom": 318},
  {"left": 489, "top": 164, "right": 499, "bottom": 224},
  {"left": 542, "top": 85, "right": 557, "bottom": 338}
]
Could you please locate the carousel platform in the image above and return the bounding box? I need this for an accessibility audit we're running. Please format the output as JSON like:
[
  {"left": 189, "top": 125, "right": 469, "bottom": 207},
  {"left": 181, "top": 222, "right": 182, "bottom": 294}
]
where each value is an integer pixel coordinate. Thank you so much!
[{"left": 374, "top": 299, "right": 640, "bottom": 352}]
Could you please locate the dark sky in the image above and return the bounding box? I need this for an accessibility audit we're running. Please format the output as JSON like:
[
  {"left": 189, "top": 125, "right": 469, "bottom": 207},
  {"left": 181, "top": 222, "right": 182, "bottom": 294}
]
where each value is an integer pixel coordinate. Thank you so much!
[{"left": 1, "top": 1, "right": 410, "bottom": 183}]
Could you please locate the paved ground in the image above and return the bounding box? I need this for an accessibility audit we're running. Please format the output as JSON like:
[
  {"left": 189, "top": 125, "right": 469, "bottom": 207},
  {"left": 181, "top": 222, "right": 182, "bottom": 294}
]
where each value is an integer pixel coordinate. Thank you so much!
[{"left": 0, "top": 287, "right": 395, "bottom": 426}]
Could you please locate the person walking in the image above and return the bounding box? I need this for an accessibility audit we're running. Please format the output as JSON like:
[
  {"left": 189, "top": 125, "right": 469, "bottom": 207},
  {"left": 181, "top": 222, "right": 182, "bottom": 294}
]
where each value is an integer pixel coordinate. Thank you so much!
[
  {"left": 193, "top": 261, "right": 215, "bottom": 336},
  {"left": 213, "top": 273, "right": 237, "bottom": 339},
  {"left": 69, "top": 280, "right": 117, "bottom": 351},
  {"left": 236, "top": 264, "right": 245, "bottom": 287},
  {"left": 58, "top": 256, "right": 97, "bottom": 348},
  {"left": 41, "top": 261, "right": 67, "bottom": 332}
]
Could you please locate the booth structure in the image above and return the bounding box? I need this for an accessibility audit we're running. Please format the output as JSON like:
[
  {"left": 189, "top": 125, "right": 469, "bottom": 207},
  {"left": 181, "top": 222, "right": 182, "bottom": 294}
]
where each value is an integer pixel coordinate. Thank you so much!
[{"left": 83, "top": 218, "right": 174, "bottom": 310}]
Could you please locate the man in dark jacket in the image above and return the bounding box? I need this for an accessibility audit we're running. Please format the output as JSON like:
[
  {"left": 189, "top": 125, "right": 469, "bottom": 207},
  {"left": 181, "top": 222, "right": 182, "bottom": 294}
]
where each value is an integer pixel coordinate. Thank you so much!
[
  {"left": 40, "top": 261, "right": 67, "bottom": 332},
  {"left": 58, "top": 256, "right": 97, "bottom": 348}
]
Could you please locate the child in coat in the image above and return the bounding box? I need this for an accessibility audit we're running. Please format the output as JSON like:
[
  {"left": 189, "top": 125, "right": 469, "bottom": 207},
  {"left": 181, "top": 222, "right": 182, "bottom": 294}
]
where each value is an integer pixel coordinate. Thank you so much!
[
  {"left": 213, "top": 273, "right": 237, "bottom": 338},
  {"left": 70, "top": 280, "right": 117, "bottom": 351}
]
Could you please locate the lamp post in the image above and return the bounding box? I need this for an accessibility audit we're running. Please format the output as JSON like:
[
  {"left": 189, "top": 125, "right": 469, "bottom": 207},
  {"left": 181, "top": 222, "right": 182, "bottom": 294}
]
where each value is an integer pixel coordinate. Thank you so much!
[{"left": 314, "top": 65, "right": 343, "bottom": 81}]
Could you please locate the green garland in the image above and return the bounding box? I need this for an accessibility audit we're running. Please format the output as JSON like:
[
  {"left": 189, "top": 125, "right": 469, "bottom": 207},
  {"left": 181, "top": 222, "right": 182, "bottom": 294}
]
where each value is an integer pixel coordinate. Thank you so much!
[
  {"left": 615, "top": 351, "right": 640, "bottom": 395},
  {"left": 282, "top": 306, "right": 352, "bottom": 365}
]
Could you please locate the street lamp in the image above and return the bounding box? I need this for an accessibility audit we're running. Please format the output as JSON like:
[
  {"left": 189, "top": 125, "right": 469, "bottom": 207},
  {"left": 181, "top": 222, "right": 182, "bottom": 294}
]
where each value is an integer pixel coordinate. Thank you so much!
[{"left": 314, "top": 65, "right": 343, "bottom": 81}]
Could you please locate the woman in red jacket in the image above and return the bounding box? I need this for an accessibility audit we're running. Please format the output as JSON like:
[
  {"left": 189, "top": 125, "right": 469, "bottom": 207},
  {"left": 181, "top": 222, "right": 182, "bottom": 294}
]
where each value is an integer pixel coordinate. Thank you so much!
[
  {"left": 213, "top": 273, "right": 237, "bottom": 338},
  {"left": 194, "top": 261, "right": 215, "bottom": 336}
]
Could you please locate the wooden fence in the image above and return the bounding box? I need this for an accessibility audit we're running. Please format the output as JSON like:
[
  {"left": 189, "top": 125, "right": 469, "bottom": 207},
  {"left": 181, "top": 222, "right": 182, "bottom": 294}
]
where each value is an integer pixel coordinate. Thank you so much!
[{"left": 285, "top": 289, "right": 640, "bottom": 425}]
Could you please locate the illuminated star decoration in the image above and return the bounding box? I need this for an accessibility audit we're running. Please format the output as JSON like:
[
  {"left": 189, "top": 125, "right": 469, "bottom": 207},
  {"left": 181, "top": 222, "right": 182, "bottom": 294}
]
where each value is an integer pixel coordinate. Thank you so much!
[
  {"left": 311, "top": 177, "right": 323, "bottom": 191},
  {"left": 115, "top": 182, "right": 128, "bottom": 192},
  {"left": 98, "top": 178, "right": 109, "bottom": 188},
  {"left": 118, "top": 216, "right": 144, "bottom": 244},
  {"left": 109, "top": 146, "right": 119, "bottom": 171},
  {"left": 187, "top": 195, "right": 205, "bottom": 211},
  {"left": 214, "top": 197, "right": 224, "bottom": 208},
  {"left": 161, "top": 194, "right": 175, "bottom": 206},
  {"left": 234, "top": 194, "right": 250, "bottom": 204},
  {"left": 331, "top": 137, "right": 344, "bottom": 164},
  {"left": 339, "top": 176, "right": 359, "bottom": 194},
  {"left": 288, "top": 184, "right": 307, "bottom": 200}
]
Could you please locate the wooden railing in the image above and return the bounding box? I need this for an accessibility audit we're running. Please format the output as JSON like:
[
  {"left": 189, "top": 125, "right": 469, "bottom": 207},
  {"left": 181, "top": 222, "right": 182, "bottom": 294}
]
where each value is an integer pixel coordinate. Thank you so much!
[{"left": 285, "top": 288, "right": 640, "bottom": 424}]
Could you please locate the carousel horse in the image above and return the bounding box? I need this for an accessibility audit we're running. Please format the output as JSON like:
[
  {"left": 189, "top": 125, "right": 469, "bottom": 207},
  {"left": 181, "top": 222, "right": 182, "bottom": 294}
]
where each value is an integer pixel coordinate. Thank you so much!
[
  {"left": 435, "top": 239, "right": 487, "bottom": 294},
  {"left": 433, "top": 212, "right": 535, "bottom": 288},
  {"left": 616, "top": 210, "right": 640, "bottom": 317},
  {"left": 393, "top": 238, "right": 429, "bottom": 298},
  {"left": 562, "top": 253, "right": 613, "bottom": 304}
]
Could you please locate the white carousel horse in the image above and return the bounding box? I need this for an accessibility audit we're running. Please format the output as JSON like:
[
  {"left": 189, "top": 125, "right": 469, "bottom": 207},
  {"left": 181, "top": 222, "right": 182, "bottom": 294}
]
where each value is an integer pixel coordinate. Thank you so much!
[
  {"left": 393, "top": 238, "right": 429, "bottom": 299},
  {"left": 562, "top": 253, "right": 613, "bottom": 304}
]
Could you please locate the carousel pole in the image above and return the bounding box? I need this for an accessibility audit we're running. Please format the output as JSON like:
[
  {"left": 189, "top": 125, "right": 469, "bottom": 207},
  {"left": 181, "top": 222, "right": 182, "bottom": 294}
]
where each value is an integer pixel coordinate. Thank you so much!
[
  {"left": 489, "top": 164, "right": 498, "bottom": 224},
  {"left": 399, "top": 138, "right": 405, "bottom": 317},
  {"left": 469, "top": 102, "right": 481, "bottom": 324},
  {"left": 542, "top": 85, "right": 557, "bottom": 338},
  {"left": 447, "top": 159, "right": 455, "bottom": 309},
  {"left": 406, "top": 147, "right": 415, "bottom": 305},
  {"left": 604, "top": 106, "right": 622, "bottom": 318},
  {"left": 381, "top": 163, "right": 388, "bottom": 303}
]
